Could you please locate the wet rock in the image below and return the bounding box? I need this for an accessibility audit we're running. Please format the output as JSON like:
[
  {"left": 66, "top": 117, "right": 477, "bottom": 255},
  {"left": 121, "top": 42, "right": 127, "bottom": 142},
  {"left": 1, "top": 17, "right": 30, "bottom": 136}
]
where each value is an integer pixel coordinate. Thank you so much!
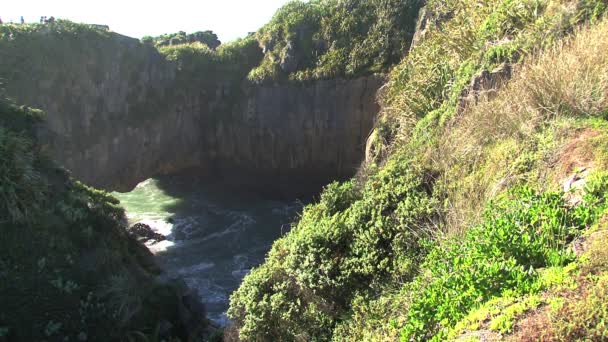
[{"left": 129, "top": 223, "right": 166, "bottom": 244}]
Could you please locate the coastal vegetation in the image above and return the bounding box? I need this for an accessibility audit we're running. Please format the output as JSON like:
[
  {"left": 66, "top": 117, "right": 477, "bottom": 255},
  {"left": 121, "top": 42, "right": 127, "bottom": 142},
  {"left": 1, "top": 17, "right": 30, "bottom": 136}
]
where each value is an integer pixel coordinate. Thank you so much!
[
  {"left": 228, "top": 0, "right": 608, "bottom": 340},
  {"left": 142, "top": 30, "right": 221, "bottom": 49},
  {"left": 0, "top": 98, "right": 197, "bottom": 340},
  {"left": 1, "top": 0, "right": 608, "bottom": 340},
  {"left": 247, "top": 0, "right": 421, "bottom": 83}
]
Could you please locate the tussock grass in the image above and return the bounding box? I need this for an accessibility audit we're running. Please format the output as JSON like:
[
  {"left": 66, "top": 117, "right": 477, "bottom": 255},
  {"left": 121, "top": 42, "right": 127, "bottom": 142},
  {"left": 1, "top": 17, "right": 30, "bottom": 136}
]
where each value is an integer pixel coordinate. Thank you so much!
[
  {"left": 526, "top": 20, "right": 608, "bottom": 118},
  {"left": 436, "top": 17, "right": 608, "bottom": 235}
]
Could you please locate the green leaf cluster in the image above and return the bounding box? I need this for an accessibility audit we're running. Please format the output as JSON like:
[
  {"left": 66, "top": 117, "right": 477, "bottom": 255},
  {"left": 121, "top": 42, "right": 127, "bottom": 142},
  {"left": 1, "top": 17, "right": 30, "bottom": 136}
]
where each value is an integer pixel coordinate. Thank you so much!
[
  {"left": 228, "top": 155, "right": 439, "bottom": 341},
  {"left": 142, "top": 30, "right": 220, "bottom": 49},
  {"left": 248, "top": 0, "right": 422, "bottom": 83},
  {"left": 400, "top": 186, "right": 605, "bottom": 340}
]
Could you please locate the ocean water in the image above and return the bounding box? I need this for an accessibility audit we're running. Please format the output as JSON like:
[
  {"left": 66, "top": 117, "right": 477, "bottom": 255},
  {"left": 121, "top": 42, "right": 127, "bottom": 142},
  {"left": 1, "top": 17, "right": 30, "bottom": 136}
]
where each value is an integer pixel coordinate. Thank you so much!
[{"left": 113, "top": 174, "right": 303, "bottom": 324}]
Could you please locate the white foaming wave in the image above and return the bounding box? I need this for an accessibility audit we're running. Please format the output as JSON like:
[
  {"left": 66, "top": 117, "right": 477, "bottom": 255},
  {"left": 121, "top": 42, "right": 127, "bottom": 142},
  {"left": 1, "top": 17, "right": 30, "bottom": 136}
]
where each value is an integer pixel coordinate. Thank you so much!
[
  {"left": 133, "top": 218, "right": 176, "bottom": 254},
  {"left": 271, "top": 201, "right": 302, "bottom": 216},
  {"left": 233, "top": 254, "right": 248, "bottom": 265},
  {"left": 135, "top": 178, "right": 154, "bottom": 189},
  {"left": 231, "top": 253, "right": 255, "bottom": 280},
  {"left": 138, "top": 218, "right": 174, "bottom": 237},
  {"left": 147, "top": 240, "right": 175, "bottom": 254},
  {"left": 172, "top": 216, "right": 203, "bottom": 240},
  {"left": 182, "top": 278, "right": 227, "bottom": 304}
]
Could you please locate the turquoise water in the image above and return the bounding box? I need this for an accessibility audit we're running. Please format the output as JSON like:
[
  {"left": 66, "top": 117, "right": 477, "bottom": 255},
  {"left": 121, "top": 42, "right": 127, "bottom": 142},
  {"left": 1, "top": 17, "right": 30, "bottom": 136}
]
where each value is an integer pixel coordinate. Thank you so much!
[{"left": 114, "top": 174, "right": 303, "bottom": 324}]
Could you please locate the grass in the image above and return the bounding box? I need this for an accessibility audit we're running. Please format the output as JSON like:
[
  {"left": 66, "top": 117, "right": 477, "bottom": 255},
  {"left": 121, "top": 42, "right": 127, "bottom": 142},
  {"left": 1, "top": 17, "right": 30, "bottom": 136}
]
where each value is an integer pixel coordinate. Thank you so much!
[
  {"left": 398, "top": 185, "right": 604, "bottom": 341},
  {"left": 228, "top": 2, "right": 608, "bottom": 341},
  {"left": 432, "top": 15, "right": 608, "bottom": 236},
  {"left": 506, "top": 223, "right": 608, "bottom": 341},
  {"left": 2, "top": 1, "right": 608, "bottom": 341}
]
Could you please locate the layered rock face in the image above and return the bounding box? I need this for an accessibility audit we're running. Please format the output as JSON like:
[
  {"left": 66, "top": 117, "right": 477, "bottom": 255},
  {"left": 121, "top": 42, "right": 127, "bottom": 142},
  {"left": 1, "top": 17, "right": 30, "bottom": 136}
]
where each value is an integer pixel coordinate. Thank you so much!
[
  {"left": 205, "top": 76, "right": 384, "bottom": 193},
  {"left": 1, "top": 31, "right": 383, "bottom": 193}
]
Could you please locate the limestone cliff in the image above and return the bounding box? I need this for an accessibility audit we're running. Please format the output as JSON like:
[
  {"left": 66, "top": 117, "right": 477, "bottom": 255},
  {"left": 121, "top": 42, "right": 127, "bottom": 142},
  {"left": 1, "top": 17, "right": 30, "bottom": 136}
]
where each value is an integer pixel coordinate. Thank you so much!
[
  {"left": 205, "top": 76, "right": 384, "bottom": 193},
  {"left": 0, "top": 26, "right": 383, "bottom": 193}
]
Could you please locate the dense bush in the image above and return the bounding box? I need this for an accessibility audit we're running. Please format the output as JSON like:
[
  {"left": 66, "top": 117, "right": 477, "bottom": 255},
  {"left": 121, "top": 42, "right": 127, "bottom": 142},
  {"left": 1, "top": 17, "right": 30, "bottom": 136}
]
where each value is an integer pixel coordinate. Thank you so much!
[
  {"left": 142, "top": 30, "right": 221, "bottom": 49},
  {"left": 0, "top": 101, "right": 47, "bottom": 224},
  {"left": 228, "top": 156, "right": 439, "bottom": 340},
  {"left": 248, "top": 0, "right": 421, "bottom": 83},
  {"left": 0, "top": 97, "right": 185, "bottom": 341},
  {"left": 158, "top": 36, "right": 263, "bottom": 87}
]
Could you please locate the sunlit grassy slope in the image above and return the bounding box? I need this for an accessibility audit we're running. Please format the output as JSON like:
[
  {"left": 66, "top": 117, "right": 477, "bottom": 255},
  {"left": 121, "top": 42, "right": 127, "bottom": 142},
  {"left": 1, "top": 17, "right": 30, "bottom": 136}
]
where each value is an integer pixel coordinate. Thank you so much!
[{"left": 228, "top": 1, "right": 608, "bottom": 341}]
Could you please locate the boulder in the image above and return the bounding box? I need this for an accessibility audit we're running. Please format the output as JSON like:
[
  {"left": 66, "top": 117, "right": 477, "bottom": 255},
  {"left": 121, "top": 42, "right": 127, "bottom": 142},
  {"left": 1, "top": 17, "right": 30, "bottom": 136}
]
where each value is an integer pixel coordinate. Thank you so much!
[{"left": 129, "top": 222, "right": 166, "bottom": 244}]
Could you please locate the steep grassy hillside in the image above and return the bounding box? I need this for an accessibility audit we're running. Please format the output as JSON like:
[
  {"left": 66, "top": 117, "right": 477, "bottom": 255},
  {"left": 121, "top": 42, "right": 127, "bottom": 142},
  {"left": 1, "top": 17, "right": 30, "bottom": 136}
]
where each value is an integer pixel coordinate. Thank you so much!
[
  {"left": 228, "top": 0, "right": 608, "bottom": 340},
  {"left": 0, "top": 99, "right": 203, "bottom": 341},
  {"left": 247, "top": 0, "right": 421, "bottom": 82}
]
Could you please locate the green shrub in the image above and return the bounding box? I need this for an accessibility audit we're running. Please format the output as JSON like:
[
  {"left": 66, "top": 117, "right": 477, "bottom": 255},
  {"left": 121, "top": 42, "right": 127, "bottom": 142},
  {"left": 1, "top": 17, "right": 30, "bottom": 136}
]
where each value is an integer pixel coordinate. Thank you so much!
[
  {"left": 229, "top": 155, "right": 439, "bottom": 341},
  {"left": 142, "top": 30, "right": 220, "bottom": 49},
  {"left": 158, "top": 36, "right": 262, "bottom": 90},
  {"left": 400, "top": 185, "right": 607, "bottom": 341},
  {"left": 230, "top": 5, "right": 608, "bottom": 340},
  {"left": 248, "top": 0, "right": 421, "bottom": 83},
  {"left": 0, "top": 100, "right": 47, "bottom": 224},
  {"left": 0, "top": 96, "right": 179, "bottom": 340}
]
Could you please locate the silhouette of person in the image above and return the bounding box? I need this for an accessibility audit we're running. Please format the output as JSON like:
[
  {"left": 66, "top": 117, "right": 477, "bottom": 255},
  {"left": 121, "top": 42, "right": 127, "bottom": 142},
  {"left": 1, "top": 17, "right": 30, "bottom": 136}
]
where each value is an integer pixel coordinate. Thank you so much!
[
  {"left": 40, "top": 16, "right": 43, "bottom": 24},
  {"left": 20, "top": 16, "right": 24, "bottom": 24}
]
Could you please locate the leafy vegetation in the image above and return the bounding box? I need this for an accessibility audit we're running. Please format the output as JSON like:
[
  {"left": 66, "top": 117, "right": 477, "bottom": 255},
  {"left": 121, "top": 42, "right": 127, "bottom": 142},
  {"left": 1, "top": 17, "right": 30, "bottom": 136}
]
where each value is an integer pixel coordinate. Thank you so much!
[
  {"left": 158, "top": 36, "right": 262, "bottom": 86},
  {"left": 229, "top": 158, "right": 438, "bottom": 340},
  {"left": 0, "top": 98, "right": 189, "bottom": 341},
  {"left": 247, "top": 0, "right": 421, "bottom": 83},
  {"left": 2, "top": 0, "right": 608, "bottom": 340},
  {"left": 142, "top": 30, "right": 221, "bottom": 49},
  {"left": 400, "top": 184, "right": 606, "bottom": 341},
  {"left": 0, "top": 101, "right": 46, "bottom": 223},
  {"left": 229, "top": 1, "right": 608, "bottom": 341}
]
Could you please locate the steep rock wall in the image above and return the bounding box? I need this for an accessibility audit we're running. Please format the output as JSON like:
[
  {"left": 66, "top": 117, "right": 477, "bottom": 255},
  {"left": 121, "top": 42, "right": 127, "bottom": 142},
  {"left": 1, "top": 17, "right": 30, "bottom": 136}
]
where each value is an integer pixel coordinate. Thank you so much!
[
  {"left": 205, "top": 76, "right": 384, "bottom": 192},
  {"left": 0, "top": 30, "right": 203, "bottom": 191},
  {"left": 1, "top": 30, "right": 383, "bottom": 193}
]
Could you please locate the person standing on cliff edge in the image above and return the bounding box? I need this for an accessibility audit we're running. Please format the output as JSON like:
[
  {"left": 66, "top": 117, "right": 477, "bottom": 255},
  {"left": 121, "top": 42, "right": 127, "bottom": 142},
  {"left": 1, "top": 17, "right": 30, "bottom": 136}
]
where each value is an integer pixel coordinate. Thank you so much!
[{"left": 20, "top": 16, "right": 25, "bottom": 24}]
